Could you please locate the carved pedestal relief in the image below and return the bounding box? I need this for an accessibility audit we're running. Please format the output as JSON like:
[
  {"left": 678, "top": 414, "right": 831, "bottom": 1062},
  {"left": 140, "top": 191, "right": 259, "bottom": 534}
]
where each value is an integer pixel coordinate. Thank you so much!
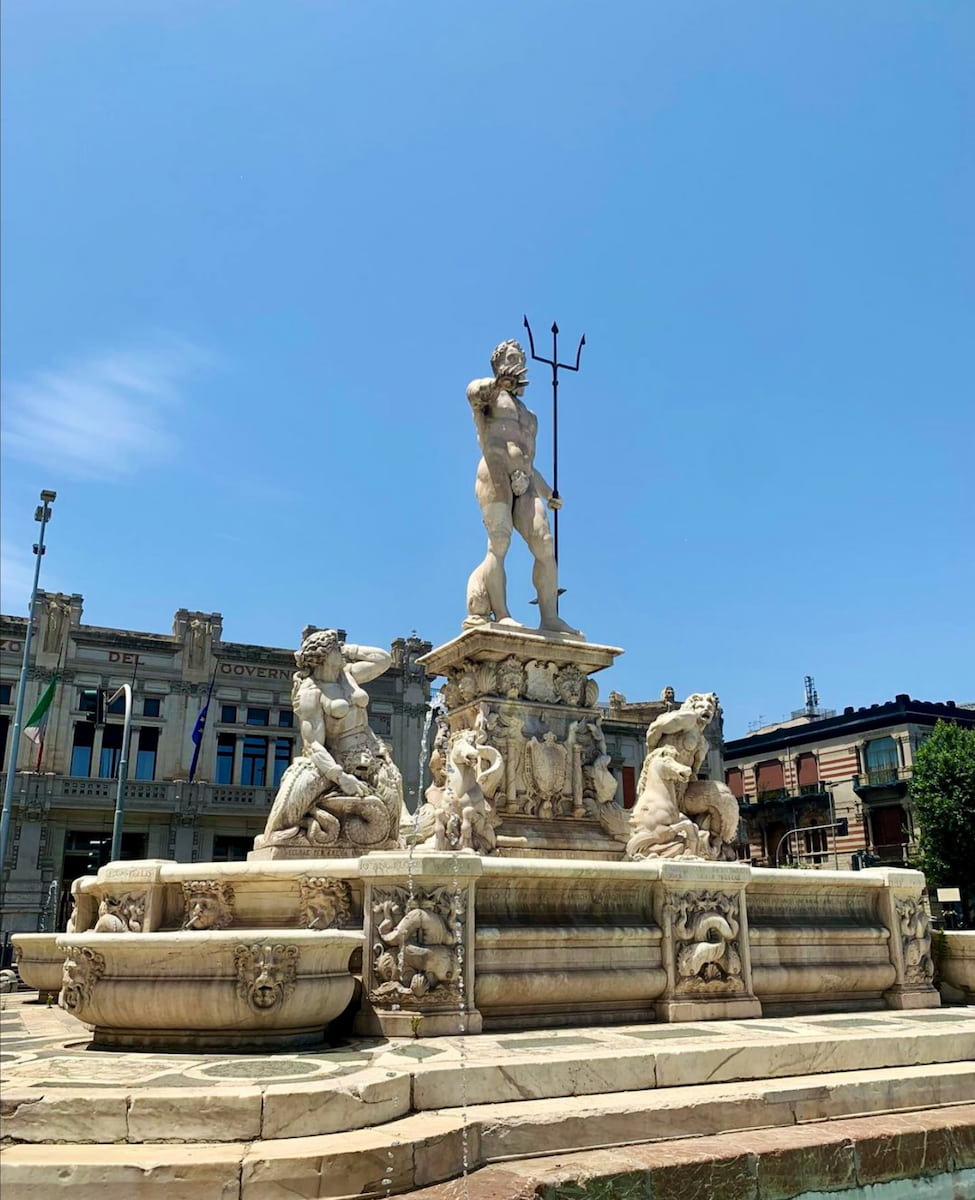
[
  {"left": 61, "top": 947, "right": 106, "bottom": 1013},
  {"left": 369, "top": 886, "right": 465, "bottom": 1009},
  {"left": 667, "top": 891, "right": 744, "bottom": 993},
  {"left": 420, "top": 638, "right": 624, "bottom": 854},
  {"left": 92, "top": 892, "right": 146, "bottom": 933},
  {"left": 234, "top": 943, "right": 299, "bottom": 1011},
  {"left": 182, "top": 880, "right": 235, "bottom": 930},
  {"left": 895, "top": 896, "right": 934, "bottom": 986}
]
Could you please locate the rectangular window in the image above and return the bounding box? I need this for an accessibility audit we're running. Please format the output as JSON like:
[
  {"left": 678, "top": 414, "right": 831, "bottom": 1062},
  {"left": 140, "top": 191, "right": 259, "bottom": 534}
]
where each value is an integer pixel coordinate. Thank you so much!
[
  {"left": 278, "top": 709, "right": 294, "bottom": 728},
  {"left": 246, "top": 707, "right": 270, "bottom": 726},
  {"left": 272, "top": 737, "right": 293, "bottom": 787},
  {"left": 756, "top": 760, "right": 786, "bottom": 800},
  {"left": 241, "top": 735, "right": 268, "bottom": 786},
  {"left": 803, "top": 827, "right": 828, "bottom": 860},
  {"left": 865, "top": 737, "right": 899, "bottom": 784},
  {"left": 620, "top": 766, "right": 636, "bottom": 809},
  {"left": 0, "top": 714, "right": 10, "bottom": 771},
  {"left": 212, "top": 835, "right": 252, "bottom": 862},
  {"left": 135, "top": 727, "right": 159, "bottom": 780},
  {"left": 372, "top": 712, "right": 392, "bottom": 736},
  {"left": 106, "top": 693, "right": 125, "bottom": 716},
  {"left": 70, "top": 722, "right": 95, "bottom": 776},
  {"left": 220, "top": 704, "right": 237, "bottom": 724},
  {"left": 796, "top": 753, "right": 819, "bottom": 791},
  {"left": 99, "top": 724, "right": 124, "bottom": 777},
  {"left": 870, "top": 804, "right": 907, "bottom": 848},
  {"left": 143, "top": 697, "right": 161, "bottom": 718},
  {"left": 0, "top": 683, "right": 12, "bottom": 705},
  {"left": 216, "top": 733, "right": 236, "bottom": 785},
  {"left": 725, "top": 768, "right": 744, "bottom": 799},
  {"left": 79, "top": 689, "right": 97, "bottom": 715}
]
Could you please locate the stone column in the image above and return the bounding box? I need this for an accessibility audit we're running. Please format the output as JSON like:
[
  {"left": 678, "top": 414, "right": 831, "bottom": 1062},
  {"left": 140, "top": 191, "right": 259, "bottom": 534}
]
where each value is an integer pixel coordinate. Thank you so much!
[
  {"left": 874, "top": 868, "right": 940, "bottom": 1010},
  {"left": 653, "top": 860, "right": 761, "bottom": 1022},
  {"left": 356, "top": 852, "right": 483, "bottom": 1037}
]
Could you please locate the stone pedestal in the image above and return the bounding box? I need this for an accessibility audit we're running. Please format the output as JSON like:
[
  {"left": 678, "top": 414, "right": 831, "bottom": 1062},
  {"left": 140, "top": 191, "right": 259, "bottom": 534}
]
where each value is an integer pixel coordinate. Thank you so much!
[
  {"left": 417, "top": 627, "right": 625, "bottom": 858},
  {"left": 355, "top": 852, "right": 483, "bottom": 1038},
  {"left": 653, "top": 861, "right": 761, "bottom": 1022}
]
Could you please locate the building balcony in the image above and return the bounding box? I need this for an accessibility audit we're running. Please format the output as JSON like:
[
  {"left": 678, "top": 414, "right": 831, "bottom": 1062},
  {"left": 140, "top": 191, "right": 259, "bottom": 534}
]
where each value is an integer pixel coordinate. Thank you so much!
[
  {"left": 852, "top": 766, "right": 911, "bottom": 801},
  {"left": 1, "top": 771, "right": 275, "bottom": 817},
  {"left": 740, "top": 784, "right": 831, "bottom": 808},
  {"left": 869, "top": 840, "right": 918, "bottom": 866}
]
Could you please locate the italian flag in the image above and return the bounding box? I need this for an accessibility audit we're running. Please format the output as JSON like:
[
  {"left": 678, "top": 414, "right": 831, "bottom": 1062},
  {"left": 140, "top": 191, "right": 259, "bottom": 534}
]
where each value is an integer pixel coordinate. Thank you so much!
[{"left": 23, "top": 676, "right": 58, "bottom": 769}]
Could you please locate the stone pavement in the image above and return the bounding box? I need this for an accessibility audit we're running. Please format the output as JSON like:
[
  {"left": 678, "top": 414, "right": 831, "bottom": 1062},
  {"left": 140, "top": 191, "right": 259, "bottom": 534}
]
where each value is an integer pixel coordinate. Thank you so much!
[{"left": 2, "top": 994, "right": 975, "bottom": 1198}]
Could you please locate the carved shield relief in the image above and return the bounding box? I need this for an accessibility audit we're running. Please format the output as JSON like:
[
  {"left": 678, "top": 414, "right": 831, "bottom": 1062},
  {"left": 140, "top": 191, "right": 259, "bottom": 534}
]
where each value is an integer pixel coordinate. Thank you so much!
[{"left": 525, "top": 735, "right": 569, "bottom": 804}]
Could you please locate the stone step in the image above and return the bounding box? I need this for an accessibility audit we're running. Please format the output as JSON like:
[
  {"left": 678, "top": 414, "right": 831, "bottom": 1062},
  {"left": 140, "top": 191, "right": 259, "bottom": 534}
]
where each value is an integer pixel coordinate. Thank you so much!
[
  {"left": 398, "top": 1105, "right": 975, "bottom": 1200},
  {"left": 2, "top": 1064, "right": 973, "bottom": 1199},
  {"left": 4, "top": 1006, "right": 974, "bottom": 1146}
]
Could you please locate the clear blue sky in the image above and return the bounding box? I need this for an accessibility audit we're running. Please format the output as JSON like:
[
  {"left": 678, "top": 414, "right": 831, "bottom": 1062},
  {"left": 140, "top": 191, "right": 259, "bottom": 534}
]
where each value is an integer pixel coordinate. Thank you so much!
[{"left": 2, "top": 1, "right": 972, "bottom": 737}]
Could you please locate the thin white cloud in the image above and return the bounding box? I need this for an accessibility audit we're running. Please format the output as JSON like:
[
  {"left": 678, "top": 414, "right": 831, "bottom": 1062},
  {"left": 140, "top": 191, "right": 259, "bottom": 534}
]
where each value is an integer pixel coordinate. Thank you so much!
[
  {"left": 1, "top": 340, "right": 208, "bottom": 481},
  {"left": 0, "top": 540, "right": 39, "bottom": 615}
]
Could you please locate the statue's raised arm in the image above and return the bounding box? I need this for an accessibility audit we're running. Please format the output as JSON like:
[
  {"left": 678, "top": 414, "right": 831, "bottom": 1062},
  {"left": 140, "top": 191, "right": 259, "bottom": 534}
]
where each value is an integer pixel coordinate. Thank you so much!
[{"left": 342, "top": 643, "right": 392, "bottom": 686}]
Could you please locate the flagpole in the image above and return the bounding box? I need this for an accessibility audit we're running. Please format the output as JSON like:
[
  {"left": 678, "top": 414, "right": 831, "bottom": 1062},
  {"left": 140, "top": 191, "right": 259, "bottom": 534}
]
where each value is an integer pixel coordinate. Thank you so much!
[
  {"left": 0, "top": 490, "right": 56, "bottom": 888},
  {"left": 188, "top": 667, "right": 217, "bottom": 784},
  {"left": 35, "top": 633, "right": 70, "bottom": 774}
]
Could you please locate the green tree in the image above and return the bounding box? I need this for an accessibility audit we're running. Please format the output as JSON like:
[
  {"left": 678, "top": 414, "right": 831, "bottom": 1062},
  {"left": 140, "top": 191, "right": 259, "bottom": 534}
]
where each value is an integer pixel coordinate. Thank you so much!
[{"left": 911, "top": 721, "right": 975, "bottom": 919}]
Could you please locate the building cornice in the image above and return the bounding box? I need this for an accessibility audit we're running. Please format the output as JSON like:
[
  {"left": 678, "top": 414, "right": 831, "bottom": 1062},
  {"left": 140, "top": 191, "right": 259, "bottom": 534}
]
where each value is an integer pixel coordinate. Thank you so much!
[{"left": 725, "top": 695, "right": 975, "bottom": 761}]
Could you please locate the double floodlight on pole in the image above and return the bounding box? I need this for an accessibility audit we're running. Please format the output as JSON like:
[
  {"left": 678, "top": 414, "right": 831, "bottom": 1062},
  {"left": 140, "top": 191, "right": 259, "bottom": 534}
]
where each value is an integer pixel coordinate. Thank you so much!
[{"left": 0, "top": 491, "right": 57, "bottom": 887}]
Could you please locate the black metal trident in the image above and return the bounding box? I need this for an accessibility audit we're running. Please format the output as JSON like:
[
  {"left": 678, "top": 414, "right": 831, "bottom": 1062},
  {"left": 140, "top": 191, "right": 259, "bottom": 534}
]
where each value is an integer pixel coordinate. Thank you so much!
[{"left": 522, "top": 316, "right": 585, "bottom": 575}]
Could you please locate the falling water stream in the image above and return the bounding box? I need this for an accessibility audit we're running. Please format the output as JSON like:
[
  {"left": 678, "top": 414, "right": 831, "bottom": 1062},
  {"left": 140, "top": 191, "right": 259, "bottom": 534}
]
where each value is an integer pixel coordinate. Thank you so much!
[
  {"left": 384, "top": 686, "right": 473, "bottom": 1200},
  {"left": 38, "top": 879, "right": 59, "bottom": 933}
]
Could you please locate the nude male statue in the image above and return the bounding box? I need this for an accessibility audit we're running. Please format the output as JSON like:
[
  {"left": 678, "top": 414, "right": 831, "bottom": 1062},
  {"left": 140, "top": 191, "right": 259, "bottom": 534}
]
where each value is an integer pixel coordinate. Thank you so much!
[{"left": 464, "top": 339, "right": 579, "bottom": 636}]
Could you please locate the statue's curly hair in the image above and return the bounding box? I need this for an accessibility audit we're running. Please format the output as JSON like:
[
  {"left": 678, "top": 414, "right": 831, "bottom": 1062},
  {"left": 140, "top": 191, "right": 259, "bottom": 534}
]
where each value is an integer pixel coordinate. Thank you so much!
[
  {"left": 294, "top": 628, "right": 341, "bottom": 669},
  {"left": 490, "top": 339, "right": 526, "bottom": 377}
]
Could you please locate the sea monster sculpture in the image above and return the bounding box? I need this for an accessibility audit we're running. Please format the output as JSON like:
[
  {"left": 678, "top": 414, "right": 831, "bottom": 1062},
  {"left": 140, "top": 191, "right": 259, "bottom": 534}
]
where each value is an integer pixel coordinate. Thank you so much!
[
  {"left": 411, "top": 728, "right": 511, "bottom": 855},
  {"left": 626, "top": 693, "right": 741, "bottom": 861}
]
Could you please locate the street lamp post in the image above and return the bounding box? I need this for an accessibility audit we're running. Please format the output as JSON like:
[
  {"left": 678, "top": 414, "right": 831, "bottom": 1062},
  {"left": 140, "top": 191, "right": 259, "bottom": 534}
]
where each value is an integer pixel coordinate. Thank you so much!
[
  {"left": 0, "top": 491, "right": 57, "bottom": 887},
  {"left": 108, "top": 684, "right": 133, "bottom": 862}
]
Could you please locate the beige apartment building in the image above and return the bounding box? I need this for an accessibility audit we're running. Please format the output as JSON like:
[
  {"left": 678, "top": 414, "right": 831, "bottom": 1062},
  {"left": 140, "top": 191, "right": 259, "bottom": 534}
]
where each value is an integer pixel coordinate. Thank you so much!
[{"left": 723, "top": 694, "right": 975, "bottom": 871}]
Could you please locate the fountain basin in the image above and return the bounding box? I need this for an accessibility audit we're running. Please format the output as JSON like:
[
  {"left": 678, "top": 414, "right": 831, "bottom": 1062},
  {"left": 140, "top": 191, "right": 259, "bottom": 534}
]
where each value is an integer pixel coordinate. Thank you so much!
[
  {"left": 940, "top": 931, "right": 975, "bottom": 1003},
  {"left": 11, "top": 933, "right": 64, "bottom": 998},
  {"left": 55, "top": 928, "right": 363, "bottom": 1050}
]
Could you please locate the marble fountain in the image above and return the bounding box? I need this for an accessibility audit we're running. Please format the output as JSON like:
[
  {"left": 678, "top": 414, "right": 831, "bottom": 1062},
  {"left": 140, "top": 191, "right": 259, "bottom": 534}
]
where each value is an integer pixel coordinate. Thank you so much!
[
  {"left": 6, "top": 337, "right": 954, "bottom": 1198},
  {"left": 13, "top": 335, "right": 939, "bottom": 1048}
]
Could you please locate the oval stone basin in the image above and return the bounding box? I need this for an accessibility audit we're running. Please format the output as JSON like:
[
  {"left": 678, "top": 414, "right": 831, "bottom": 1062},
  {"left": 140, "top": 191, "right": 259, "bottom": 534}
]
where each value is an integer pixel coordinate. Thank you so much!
[
  {"left": 55, "top": 928, "right": 363, "bottom": 1051},
  {"left": 11, "top": 933, "right": 64, "bottom": 998}
]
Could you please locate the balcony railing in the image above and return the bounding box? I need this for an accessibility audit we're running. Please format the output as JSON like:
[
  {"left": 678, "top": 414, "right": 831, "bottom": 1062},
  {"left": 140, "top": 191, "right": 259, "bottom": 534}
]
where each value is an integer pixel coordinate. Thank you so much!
[
  {"left": 870, "top": 840, "right": 917, "bottom": 864},
  {"left": 740, "top": 784, "right": 829, "bottom": 806},
  {"left": 0, "top": 771, "right": 275, "bottom": 813},
  {"left": 853, "top": 766, "right": 911, "bottom": 791}
]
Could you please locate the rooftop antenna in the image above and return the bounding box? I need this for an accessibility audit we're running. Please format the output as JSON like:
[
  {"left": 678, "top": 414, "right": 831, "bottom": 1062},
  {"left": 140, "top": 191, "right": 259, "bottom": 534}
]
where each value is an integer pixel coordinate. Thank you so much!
[
  {"left": 804, "top": 675, "right": 819, "bottom": 715},
  {"left": 523, "top": 316, "right": 585, "bottom": 608}
]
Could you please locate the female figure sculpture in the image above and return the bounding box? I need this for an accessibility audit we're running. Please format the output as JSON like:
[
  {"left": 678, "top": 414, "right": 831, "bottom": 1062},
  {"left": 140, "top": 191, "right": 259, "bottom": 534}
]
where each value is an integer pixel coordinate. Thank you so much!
[{"left": 255, "top": 629, "right": 403, "bottom": 854}]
